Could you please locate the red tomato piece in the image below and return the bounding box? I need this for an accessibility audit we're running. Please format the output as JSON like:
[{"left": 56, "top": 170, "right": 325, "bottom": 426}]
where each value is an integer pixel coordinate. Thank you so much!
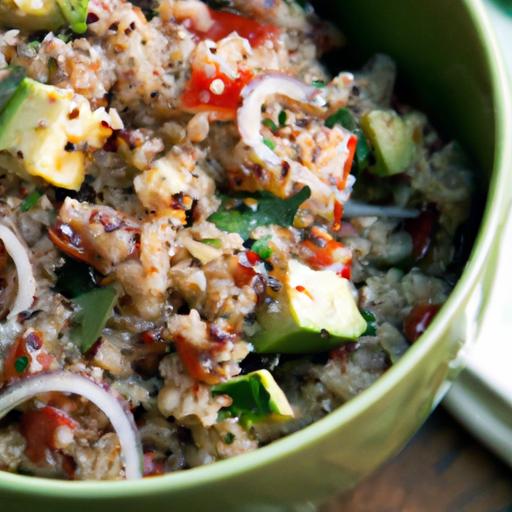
[
  {"left": 189, "top": 9, "right": 279, "bottom": 48},
  {"left": 181, "top": 67, "right": 253, "bottom": 120},
  {"left": 403, "top": 304, "right": 442, "bottom": 343},
  {"left": 20, "top": 406, "right": 78, "bottom": 466}
]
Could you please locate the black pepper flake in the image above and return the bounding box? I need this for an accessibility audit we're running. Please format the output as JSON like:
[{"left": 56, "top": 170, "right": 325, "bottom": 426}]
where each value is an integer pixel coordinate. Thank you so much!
[
  {"left": 64, "top": 142, "right": 75, "bottom": 152},
  {"left": 109, "top": 22, "right": 119, "bottom": 31},
  {"left": 150, "top": 91, "right": 159, "bottom": 98},
  {"left": 320, "top": 329, "right": 330, "bottom": 339},
  {"left": 16, "top": 150, "right": 23, "bottom": 159},
  {"left": 281, "top": 161, "right": 290, "bottom": 179}
]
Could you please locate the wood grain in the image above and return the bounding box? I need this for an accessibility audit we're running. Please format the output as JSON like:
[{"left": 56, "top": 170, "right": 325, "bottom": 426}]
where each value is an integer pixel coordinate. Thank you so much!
[{"left": 323, "top": 408, "right": 512, "bottom": 512}]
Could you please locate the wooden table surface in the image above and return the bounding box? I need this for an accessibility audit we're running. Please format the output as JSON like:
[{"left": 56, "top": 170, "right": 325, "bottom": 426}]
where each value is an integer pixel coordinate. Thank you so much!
[{"left": 324, "top": 408, "right": 512, "bottom": 512}]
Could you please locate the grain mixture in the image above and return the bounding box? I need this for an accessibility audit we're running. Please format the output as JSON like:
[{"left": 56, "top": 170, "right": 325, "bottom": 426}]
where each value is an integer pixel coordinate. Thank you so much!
[{"left": 0, "top": 0, "right": 472, "bottom": 480}]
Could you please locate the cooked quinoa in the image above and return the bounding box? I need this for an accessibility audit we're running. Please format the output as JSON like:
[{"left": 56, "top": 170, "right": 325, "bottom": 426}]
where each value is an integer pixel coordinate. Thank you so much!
[{"left": 0, "top": 0, "right": 472, "bottom": 480}]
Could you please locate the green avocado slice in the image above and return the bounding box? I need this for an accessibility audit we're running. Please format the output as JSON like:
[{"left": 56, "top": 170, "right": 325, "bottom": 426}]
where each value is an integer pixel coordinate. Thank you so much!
[
  {"left": 0, "top": 0, "right": 89, "bottom": 33},
  {"left": 361, "top": 109, "right": 414, "bottom": 176},
  {"left": 252, "top": 260, "right": 367, "bottom": 354}
]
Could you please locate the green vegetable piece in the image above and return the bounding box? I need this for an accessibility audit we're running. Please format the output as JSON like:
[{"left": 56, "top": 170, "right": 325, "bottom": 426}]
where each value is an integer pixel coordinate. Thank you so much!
[
  {"left": 56, "top": 0, "right": 89, "bottom": 34},
  {"left": 201, "top": 238, "right": 222, "bottom": 249},
  {"left": 0, "top": 0, "right": 89, "bottom": 33},
  {"left": 71, "top": 285, "right": 118, "bottom": 352},
  {"left": 252, "top": 259, "right": 367, "bottom": 353},
  {"left": 212, "top": 370, "right": 294, "bottom": 427},
  {"left": 20, "top": 190, "right": 42, "bottom": 212},
  {"left": 15, "top": 355, "right": 29, "bottom": 373},
  {"left": 209, "top": 186, "right": 311, "bottom": 240},
  {"left": 361, "top": 309, "right": 377, "bottom": 337},
  {"left": 278, "top": 110, "right": 287, "bottom": 127},
  {"left": 360, "top": 109, "right": 414, "bottom": 176},
  {"left": 311, "top": 79, "right": 326, "bottom": 88},
  {"left": 55, "top": 258, "right": 97, "bottom": 299},
  {"left": 262, "top": 138, "right": 276, "bottom": 150},
  {"left": 262, "top": 118, "right": 278, "bottom": 132},
  {"left": 0, "top": 66, "right": 26, "bottom": 113},
  {"left": 325, "top": 107, "right": 357, "bottom": 131},
  {"left": 252, "top": 237, "right": 273, "bottom": 260}
]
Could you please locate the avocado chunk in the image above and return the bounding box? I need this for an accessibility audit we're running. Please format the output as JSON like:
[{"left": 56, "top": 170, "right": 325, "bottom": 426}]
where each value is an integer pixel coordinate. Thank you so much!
[
  {"left": 360, "top": 109, "right": 414, "bottom": 176},
  {"left": 212, "top": 370, "right": 294, "bottom": 427},
  {"left": 0, "top": 0, "right": 89, "bottom": 33},
  {"left": 0, "top": 78, "right": 114, "bottom": 190},
  {"left": 252, "top": 260, "right": 367, "bottom": 353}
]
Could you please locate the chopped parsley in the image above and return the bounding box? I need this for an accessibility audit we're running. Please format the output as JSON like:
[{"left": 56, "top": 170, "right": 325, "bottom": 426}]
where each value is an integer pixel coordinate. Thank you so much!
[
  {"left": 20, "top": 190, "right": 42, "bottom": 212},
  {"left": 209, "top": 186, "right": 311, "bottom": 240},
  {"left": 15, "top": 356, "right": 29, "bottom": 373}
]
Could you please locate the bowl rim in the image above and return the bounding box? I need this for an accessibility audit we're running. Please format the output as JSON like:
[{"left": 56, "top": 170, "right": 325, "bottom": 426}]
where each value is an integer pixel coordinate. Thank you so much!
[{"left": 1, "top": 0, "right": 511, "bottom": 499}]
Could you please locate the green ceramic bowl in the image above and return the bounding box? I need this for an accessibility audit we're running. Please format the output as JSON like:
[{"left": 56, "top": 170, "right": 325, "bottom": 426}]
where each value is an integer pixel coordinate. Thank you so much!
[{"left": 1, "top": 0, "right": 511, "bottom": 510}]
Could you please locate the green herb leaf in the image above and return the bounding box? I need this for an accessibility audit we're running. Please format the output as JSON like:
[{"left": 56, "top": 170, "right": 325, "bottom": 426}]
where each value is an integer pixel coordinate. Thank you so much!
[
  {"left": 325, "top": 107, "right": 356, "bottom": 130},
  {"left": 252, "top": 237, "right": 273, "bottom": 259},
  {"left": 311, "top": 79, "right": 326, "bottom": 89},
  {"left": 15, "top": 356, "right": 29, "bottom": 373},
  {"left": 55, "top": 258, "right": 97, "bottom": 299},
  {"left": 209, "top": 186, "right": 311, "bottom": 240},
  {"left": 213, "top": 374, "right": 274, "bottom": 428},
  {"left": 361, "top": 309, "right": 377, "bottom": 337},
  {"left": 0, "top": 66, "right": 26, "bottom": 113},
  {"left": 278, "top": 110, "right": 287, "bottom": 127},
  {"left": 71, "top": 285, "right": 118, "bottom": 352},
  {"left": 201, "top": 238, "right": 222, "bottom": 249},
  {"left": 20, "top": 190, "right": 42, "bottom": 212},
  {"left": 262, "top": 137, "right": 276, "bottom": 150},
  {"left": 262, "top": 118, "right": 278, "bottom": 132}
]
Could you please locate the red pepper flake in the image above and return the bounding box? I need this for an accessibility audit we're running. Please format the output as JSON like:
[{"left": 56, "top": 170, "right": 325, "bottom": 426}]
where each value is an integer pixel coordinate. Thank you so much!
[
  {"left": 295, "top": 285, "right": 305, "bottom": 292},
  {"left": 403, "top": 303, "right": 441, "bottom": 343}
]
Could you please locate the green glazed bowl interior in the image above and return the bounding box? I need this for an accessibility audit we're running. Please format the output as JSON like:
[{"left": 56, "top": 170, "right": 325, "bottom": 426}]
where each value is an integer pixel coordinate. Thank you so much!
[{"left": 1, "top": 0, "right": 511, "bottom": 510}]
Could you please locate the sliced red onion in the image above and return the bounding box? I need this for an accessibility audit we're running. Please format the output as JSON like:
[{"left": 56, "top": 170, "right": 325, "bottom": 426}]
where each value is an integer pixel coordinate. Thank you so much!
[
  {"left": 237, "top": 73, "right": 326, "bottom": 167},
  {"left": 0, "top": 224, "right": 36, "bottom": 319},
  {"left": 0, "top": 372, "right": 143, "bottom": 479},
  {"left": 343, "top": 201, "right": 419, "bottom": 219}
]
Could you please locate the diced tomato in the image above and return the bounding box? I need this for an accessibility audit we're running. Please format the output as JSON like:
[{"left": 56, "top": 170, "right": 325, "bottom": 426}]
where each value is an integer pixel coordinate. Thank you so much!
[
  {"left": 189, "top": 8, "right": 279, "bottom": 48},
  {"left": 2, "top": 330, "right": 52, "bottom": 383},
  {"left": 403, "top": 304, "right": 442, "bottom": 343},
  {"left": 405, "top": 207, "right": 438, "bottom": 261},
  {"left": 300, "top": 228, "right": 352, "bottom": 279},
  {"left": 181, "top": 66, "right": 253, "bottom": 120},
  {"left": 20, "top": 406, "right": 78, "bottom": 466},
  {"left": 143, "top": 451, "right": 165, "bottom": 477}
]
